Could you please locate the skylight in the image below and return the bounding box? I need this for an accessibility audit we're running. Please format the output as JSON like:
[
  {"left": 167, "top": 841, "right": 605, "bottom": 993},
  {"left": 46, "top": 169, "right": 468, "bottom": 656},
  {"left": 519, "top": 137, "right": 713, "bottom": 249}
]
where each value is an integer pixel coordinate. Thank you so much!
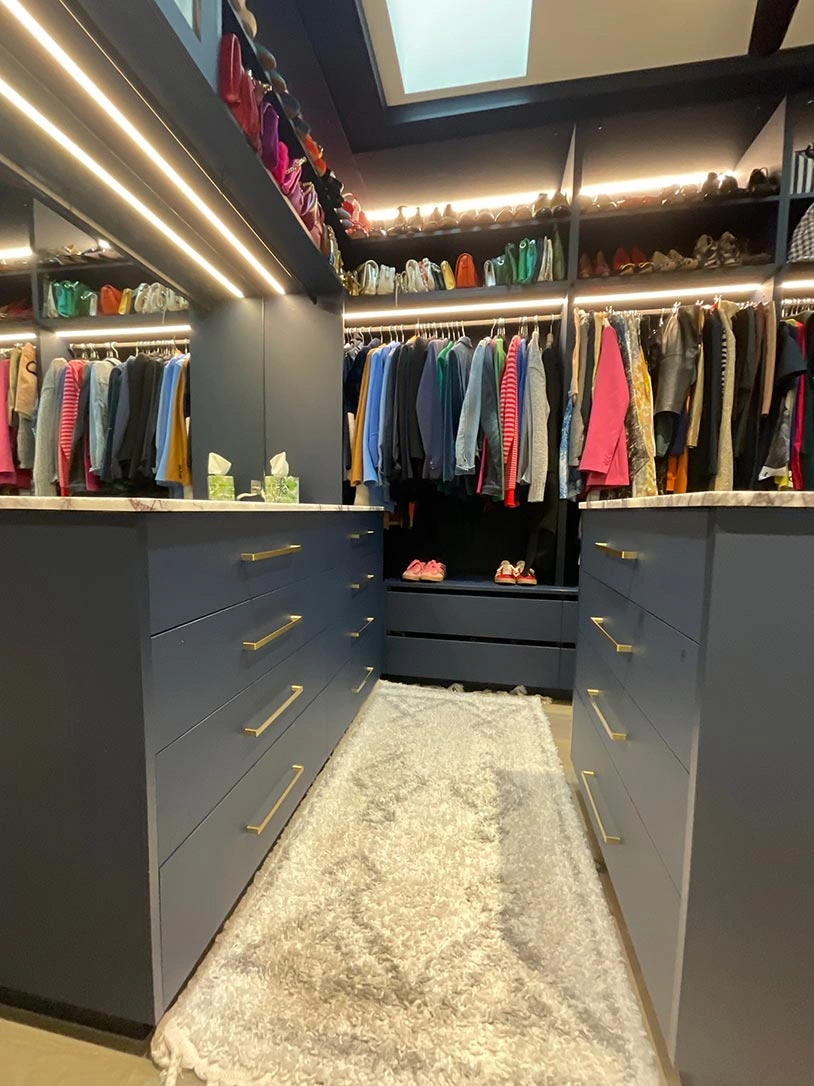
[{"left": 384, "top": 0, "right": 533, "bottom": 97}]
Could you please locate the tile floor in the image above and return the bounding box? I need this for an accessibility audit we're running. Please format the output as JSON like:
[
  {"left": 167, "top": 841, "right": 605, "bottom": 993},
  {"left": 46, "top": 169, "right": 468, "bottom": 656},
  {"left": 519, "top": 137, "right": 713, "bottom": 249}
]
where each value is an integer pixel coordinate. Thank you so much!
[{"left": 0, "top": 699, "right": 678, "bottom": 1086}]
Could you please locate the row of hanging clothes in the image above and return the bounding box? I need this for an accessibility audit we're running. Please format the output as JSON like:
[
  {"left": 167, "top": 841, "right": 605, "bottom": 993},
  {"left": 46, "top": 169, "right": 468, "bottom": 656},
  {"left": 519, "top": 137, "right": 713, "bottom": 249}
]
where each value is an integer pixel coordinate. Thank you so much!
[
  {"left": 343, "top": 317, "right": 564, "bottom": 510},
  {"left": 32, "top": 340, "right": 192, "bottom": 497},
  {"left": 562, "top": 296, "right": 804, "bottom": 501},
  {"left": 1, "top": 341, "right": 37, "bottom": 488}
]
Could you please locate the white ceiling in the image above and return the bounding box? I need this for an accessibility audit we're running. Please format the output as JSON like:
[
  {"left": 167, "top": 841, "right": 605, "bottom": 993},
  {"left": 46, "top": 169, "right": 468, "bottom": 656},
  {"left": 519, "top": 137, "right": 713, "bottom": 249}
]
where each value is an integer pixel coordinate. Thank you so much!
[{"left": 361, "top": 0, "right": 814, "bottom": 106}]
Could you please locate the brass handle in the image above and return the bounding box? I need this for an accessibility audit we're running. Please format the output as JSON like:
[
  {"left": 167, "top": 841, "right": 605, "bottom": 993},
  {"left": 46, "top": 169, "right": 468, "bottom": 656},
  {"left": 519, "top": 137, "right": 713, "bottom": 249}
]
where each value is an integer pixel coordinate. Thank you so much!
[
  {"left": 352, "top": 666, "right": 374, "bottom": 694},
  {"left": 246, "top": 764, "right": 305, "bottom": 834},
  {"left": 594, "top": 541, "right": 638, "bottom": 561},
  {"left": 241, "top": 544, "right": 302, "bottom": 562},
  {"left": 581, "top": 770, "right": 622, "bottom": 844},
  {"left": 586, "top": 689, "right": 627, "bottom": 742},
  {"left": 243, "top": 614, "right": 302, "bottom": 651},
  {"left": 244, "top": 685, "right": 304, "bottom": 737},
  {"left": 349, "top": 530, "right": 375, "bottom": 539},
  {"left": 350, "top": 616, "right": 375, "bottom": 638},
  {"left": 590, "top": 616, "right": 633, "bottom": 654},
  {"left": 350, "top": 573, "right": 376, "bottom": 590}
]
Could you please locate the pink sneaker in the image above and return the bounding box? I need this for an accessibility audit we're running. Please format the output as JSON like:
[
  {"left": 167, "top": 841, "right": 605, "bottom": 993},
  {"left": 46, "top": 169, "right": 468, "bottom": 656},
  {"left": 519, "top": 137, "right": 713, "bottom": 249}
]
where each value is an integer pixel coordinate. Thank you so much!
[
  {"left": 402, "top": 560, "right": 425, "bottom": 581},
  {"left": 420, "top": 560, "right": 447, "bottom": 583}
]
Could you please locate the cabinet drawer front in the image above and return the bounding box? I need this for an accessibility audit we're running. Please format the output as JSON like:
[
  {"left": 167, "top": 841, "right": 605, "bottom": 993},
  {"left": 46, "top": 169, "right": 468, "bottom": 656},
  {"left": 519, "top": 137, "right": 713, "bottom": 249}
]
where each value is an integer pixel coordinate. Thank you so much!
[
  {"left": 385, "top": 635, "right": 563, "bottom": 690},
  {"left": 579, "top": 573, "right": 698, "bottom": 770},
  {"left": 575, "top": 644, "right": 690, "bottom": 890},
  {"left": 324, "top": 649, "right": 380, "bottom": 755},
  {"left": 156, "top": 625, "right": 345, "bottom": 864},
  {"left": 386, "top": 591, "right": 563, "bottom": 643},
  {"left": 572, "top": 691, "right": 681, "bottom": 1038},
  {"left": 581, "top": 510, "right": 707, "bottom": 641},
  {"left": 147, "top": 515, "right": 318, "bottom": 633},
  {"left": 159, "top": 700, "right": 325, "bottom": 1006},
  {"left": 343, "top": 516, "right": 383, "bottom": 558},
  {"left": 150, "top": 570, "right": 338, "bottom": 752}
]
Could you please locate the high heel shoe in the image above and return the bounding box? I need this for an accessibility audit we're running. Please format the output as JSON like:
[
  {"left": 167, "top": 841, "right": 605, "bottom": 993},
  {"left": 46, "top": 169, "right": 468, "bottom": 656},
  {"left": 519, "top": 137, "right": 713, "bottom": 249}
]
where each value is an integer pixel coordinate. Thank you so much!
[
  {"left": 578, "top": 252, "right": 594, "bottom": 279},
  {"left": 388, "top": 205, "right": 408, "bottom": 236},
  {"left": 533, "top": 192, "right": 552, "bottom": 219},
  {"left": 440, "top": 203, "right": 458, "bottom": 228},
  {"left": 406, "top": 206, "right": 423, "bottom": 234},
  {"left": 425, "top": 206, "right": 441, "bottom": 232},
  {"left": 550, "top": 190, "right": 570, "bottom": 216}
]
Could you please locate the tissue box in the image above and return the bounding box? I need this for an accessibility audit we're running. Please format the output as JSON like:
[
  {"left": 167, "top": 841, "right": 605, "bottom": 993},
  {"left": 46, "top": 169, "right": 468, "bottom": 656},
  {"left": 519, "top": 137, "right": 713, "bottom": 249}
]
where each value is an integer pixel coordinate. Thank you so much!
[
  {"left": 264, "top": 475, "right": 300, "bottom": 503},
  {"left": 208, "top": 474, "right": 235, "bottom": 500}
]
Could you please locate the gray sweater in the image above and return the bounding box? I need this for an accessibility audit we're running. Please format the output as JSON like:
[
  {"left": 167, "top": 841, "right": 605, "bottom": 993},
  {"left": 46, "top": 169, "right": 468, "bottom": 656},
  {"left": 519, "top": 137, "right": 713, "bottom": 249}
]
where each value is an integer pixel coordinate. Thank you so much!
[{"left": 32, "top": 357, "right": 68, "bottom": 496}]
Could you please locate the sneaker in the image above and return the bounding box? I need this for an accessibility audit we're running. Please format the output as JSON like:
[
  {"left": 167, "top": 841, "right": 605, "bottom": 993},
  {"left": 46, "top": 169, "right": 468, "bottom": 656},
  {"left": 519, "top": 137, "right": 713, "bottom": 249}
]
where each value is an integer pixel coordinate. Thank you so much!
[
  {"left": 516, "top": 565, "right": 538, "bottom": 585},
  {"left": 420, "top": 560, "right": 447, "bottom": 583},
  {"left": 402, "top": 560, "right": 425, "bottom": 581},
  {"left": 495, "top": 560, "right": 518, "bottom": 584}
]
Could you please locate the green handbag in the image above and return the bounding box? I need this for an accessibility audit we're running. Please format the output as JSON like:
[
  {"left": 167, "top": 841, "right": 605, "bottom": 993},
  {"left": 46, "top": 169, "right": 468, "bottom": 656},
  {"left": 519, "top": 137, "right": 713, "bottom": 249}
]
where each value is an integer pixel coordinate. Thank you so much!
[
  {"left": 505, "top": 242, "right": 519, "bottom": 283},
  {"left": 493, "top": 254, "right": 511, "bottom": 286},
  {"left": 77, "top": 287, "right": 99, "bottom": 317},
  {"left": 552, "top": 223, "right": 565, "bottom": 281},
  {"left": 519, "top": 238, "right": 538, "bottom": 283},
  {"left": 54, "top": 280, "right": 80, "bottom": 318}
]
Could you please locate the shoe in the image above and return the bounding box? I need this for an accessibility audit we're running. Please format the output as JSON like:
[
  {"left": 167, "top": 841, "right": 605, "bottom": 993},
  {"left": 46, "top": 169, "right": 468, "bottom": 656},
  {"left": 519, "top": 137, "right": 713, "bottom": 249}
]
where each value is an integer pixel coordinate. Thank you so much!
[
  {"left": 550, "top": 191, "right": 570, "bottom": 216},
  {"left": 660, "top": 185, "right": 681, "bottom": 205},
  {"left": 420, "top": 560, "right": 446, "bottom": 583},
  {"left": 533, "top": 192, "right": 552, "bottom": 219},
  {"left": 680, "top": 183, "right": 700, "bottom": 202},
  {"left": 578, "top": 252, "right": 594, "bottom": 279},
  {"left": 514, "top": 203, "right": 533, "bottom": 221},
  {"left": 652, "top": 250, "right": 678, "bottom": 272},
  {"left": 516, "top": 564, "right": 537, "bottom": 586},
  {"left": 717, "top": 231, "right": 741, "bottom": 266},
  {"left": 668, "top": 248, "right": 699, "bottom": 270},
  {"left": 701, "top": 172, "right": 720, "bottom": 199},
  {"left": 388, "top": 206, "right": 409, "bottom": 236},
  {"left": 719, "top": 175, "right": 742, "bottom": 198},
  {"left": 406, "top": 207, "right": 423, "bottom": 234},
  {"left": 693, "top": 234, "right": 718, "bottom": 269},
  {"left": 613, "top": 247, "right": 635, "bottom": 274},
  {"left": 593, "top": 194, "right": 616, "bottom": 213},
  {"left": 425, "top": 206, "right": 441, "bottom": 232},
  {"left": 440, "top": 203, "right": 458, "bottom": 228},
  {"left": 495, "top": 207, "right": 514, "bottom": 224},
  {"left": 495, "top": 560, "right": 518, "bottom": 584},
  {"left": 459, "top": 209, "right": 477, "bottom": 228},
  {"left": 747, "top": 168, "right": 780, "bottom": 197},
  {"left": 477, "top": 208, "right": 495, "bottom": 225},
  {"left": 631, "top": 246, "right": 654, "bottom": 272},
  {"left": 595, "top": 250, "right": 611, "bottom": 276},
  {"left": 402, "top": 560, "right": 425, "bottom": 581}
]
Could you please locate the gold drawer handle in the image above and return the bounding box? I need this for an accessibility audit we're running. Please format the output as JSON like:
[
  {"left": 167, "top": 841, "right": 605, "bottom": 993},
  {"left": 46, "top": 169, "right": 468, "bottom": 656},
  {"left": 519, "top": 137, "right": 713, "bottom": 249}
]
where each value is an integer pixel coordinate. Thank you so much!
[
  {"left": 244, "top": 685, "right": 304, "bottom": 737},
  {"left": 349, "top": 530, "right": 375, "bottom": 539},
  {"left": 241, "top": 544, "right": 302, "bottom": 562},
  {"left": 246, "top": 764, "right": 305, "bottom": 835},
  {"left": 243, "top": 614, "right": 302, "bottom": 651},
  {"left": 594, "top": 541, "right": 638, "bottom": 561},
  {"left": 586, "top": 689, "right": 627, "bottom": 742},
  {"left": 352, "top": 666, "right": 374, "bottom": 694},
  {"left": 581, "top": 770, "right": 622, "bottom": 844},
  {"left": 350, "top": 616, "right": 375, "bottom": 638},
  {"left": 590, "top": 616, "right": 633, "bottom": 654},
  {"left": 350, "top": 573, "right": 376, "bottom": 590}
]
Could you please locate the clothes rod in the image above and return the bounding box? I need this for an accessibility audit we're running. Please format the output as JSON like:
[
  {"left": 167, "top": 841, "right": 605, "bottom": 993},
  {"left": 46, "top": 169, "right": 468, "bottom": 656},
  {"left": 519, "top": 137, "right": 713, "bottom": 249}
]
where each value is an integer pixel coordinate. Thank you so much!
[{"left": 345, "top": 314, "right": 563, "bottom": 330}]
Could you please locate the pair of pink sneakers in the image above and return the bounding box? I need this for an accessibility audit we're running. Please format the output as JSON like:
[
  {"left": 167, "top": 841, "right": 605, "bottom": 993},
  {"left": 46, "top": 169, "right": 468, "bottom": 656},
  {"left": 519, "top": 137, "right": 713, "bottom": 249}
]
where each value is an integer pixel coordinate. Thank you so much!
[
  {"left": 495, "top": 560, "right": 537, "bottom": 585},
  {"left": 402, "top": 559, "right": 446, "bottom": 583}
]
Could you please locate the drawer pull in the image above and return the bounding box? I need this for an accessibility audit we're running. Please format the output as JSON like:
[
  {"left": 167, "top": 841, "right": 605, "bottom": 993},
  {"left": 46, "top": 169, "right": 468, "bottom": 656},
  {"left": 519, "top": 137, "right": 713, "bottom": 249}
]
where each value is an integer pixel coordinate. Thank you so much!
[
  {"left": 352, "top": 666, "right": 374, "bottom": 694},
  {"left": 350, "top": 574, "right": 376, "bottom": 590},
  {"left": 243, "top": 614, "right": 302, "bottom": 651},
  {"left": 349, "top": 530, "right": 375, "bottom": 539},
  {"left": 590, "top": 616, "right": 633, "bottom": 654},
  {"left": 594, "top": 541, "right": 638, "bottom": 561},
  {"left": 350, "top": 616, "right": 375, "bottom": 638},
  {"left": 241, "top": 544, "right": 302, "bottom": 562},
  {"left": 244, "top": 685, "right": 304, "bottom": 737},
  {"left": 586, "top": 689, "right": 627, "bottom": 742},
  {"left": 246, "top": 764, "right": 305, "bottom": 835},
  {"left": 581, "top": 770, "right": 622, "bottom": 845}
]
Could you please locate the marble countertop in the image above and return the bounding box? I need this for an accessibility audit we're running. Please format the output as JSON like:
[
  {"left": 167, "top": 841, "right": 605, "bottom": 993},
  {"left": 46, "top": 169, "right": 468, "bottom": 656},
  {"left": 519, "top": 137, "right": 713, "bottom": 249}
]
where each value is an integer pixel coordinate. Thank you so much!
[
  {"left": 0, "top": 497, "right": 383, "bottom": 514},
  {"left": 581, "top": 491, "right": 814, "bottom": 510}
]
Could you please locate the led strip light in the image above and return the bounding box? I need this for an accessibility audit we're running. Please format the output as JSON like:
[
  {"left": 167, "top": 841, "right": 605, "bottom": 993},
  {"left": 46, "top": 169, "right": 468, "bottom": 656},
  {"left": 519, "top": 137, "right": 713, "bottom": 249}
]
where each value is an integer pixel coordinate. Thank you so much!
[
  {"left": 0, "top": 330, "right": 37, "bottom": 343},
  {"left": 1, "top": 0, "right": 286, "bottom": 295},
  {"left": 345, "top": 296, "right": 566, "bottom": 323},
  {"left": 574, "top": 282, "right": 765, "bottom": 306},
  {"left": 52, "top": 322, "right": 192, "bottom": 339},
  {"left": 0, "top": 75, "right": 243, "bottom": 298},
  {"left": 0, "top": 245, "right": 32, "bottom": 261},
  {"left": 780, "top": 278, "right": 814, "bottom": 291}
]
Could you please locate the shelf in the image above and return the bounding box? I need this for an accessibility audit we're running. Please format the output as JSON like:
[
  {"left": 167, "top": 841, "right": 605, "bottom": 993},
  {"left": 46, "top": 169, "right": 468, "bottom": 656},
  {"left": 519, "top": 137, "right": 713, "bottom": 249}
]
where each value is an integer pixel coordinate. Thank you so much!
[
  {"left": 574, "top": 263, "right": 777, "bottom": 298},
  {"left": 38, "top": 259, "right": 139, "bottom": 276},
  {"left": 0, "top": 321, "right": 36, "bottom": 341},
  {"left": 348, "top": 215, "right": 572, "bottom": 248},
  {"left": 386, "top": 576, "right": 577, "bottom": 597},
  {"left": 37, "top": 312, "right": 190, "bottom": 333},
  {"left": 579, "top": 194, "right": 779, "bottom": 222},
  {"left": 790, "top": 192, "right": 814, "bottom": 201},
  {"left": 345, "top": 280, "right": 568, "bottom": 315}
]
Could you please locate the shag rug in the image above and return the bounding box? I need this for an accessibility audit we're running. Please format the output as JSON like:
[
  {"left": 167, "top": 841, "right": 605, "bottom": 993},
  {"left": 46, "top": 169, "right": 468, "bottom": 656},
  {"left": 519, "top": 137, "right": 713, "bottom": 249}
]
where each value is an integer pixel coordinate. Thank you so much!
[{"left": 153, "top": 681, "right": 659, "bottom": 1086}]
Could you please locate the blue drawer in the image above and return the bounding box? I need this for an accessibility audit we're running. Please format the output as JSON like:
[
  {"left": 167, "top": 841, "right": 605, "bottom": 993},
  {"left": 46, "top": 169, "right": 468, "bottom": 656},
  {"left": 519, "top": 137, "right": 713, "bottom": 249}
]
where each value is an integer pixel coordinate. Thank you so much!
[
  {"left": 572, "top": 689, "right": 681, "bottom": 1039},
  {"left": 150, "top": 569, "right": 340, "bottom": 752},
  {"left": 159, "top": 694, "right": 328, "bottom": 1005},
  {"left": 323, "top": 647, "right": 380, "bottom": 756},
  {"left": 386, "top": 590, "right": 563, "bottom": 643},
  {"left": 575, "top": 643, "right": 691, "bottom": 890},
  {"left": 578, "top": 572, "right": 698, "bottom": 769},
  {"left": 385, "top": 634, "right": 563, "bottom": 690},
  {"left": 581, "top": 510, "right": 707, "bottom": 642},
  {"left": 155, "top": 623, "right": 347, "bottom": 864}
]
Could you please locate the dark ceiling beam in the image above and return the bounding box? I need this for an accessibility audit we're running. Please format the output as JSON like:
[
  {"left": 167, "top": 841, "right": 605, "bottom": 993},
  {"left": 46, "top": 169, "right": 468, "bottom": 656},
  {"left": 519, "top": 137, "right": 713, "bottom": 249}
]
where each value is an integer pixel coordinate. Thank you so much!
[{"left": 749, "top": 0, "right": 799, "bottom": 56}]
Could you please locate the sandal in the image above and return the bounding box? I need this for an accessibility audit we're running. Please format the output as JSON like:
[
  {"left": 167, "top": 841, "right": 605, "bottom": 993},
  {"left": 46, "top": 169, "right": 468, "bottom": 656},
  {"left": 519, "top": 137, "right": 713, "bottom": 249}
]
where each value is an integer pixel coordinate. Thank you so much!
[
  {"left": 495, "top": 560, "right": 518, "bottom": 585},
  {"left": 652, "top": 250, "right": 678, "bottom": 273},
  {"left": 420, "top": 560, "right": 447, "bottom": 583},
  {"left": 668, "top": 248, "right": 699, "bottom": 270},
  {"left": 717, "top": 231, "right": 741, "bottom": 266},
  {"left": 402, "top": 560, "right": 425, "bottom": 581},
  {"left": 693, "top": 235, "right": 718, "bottom": 269},
  {"left": 631, "top": 246, "right": 653, "bottom": 273}
]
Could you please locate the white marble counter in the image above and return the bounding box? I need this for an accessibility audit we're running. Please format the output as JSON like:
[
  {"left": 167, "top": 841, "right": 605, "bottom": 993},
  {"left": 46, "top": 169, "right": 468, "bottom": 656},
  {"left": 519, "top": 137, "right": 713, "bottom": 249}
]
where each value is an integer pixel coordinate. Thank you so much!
[
  {"left": 0, "top": 497, "right": 383, "bottom": 514},
  {"left": 580, "top": 491, "right": 814, "bottom": 510}
]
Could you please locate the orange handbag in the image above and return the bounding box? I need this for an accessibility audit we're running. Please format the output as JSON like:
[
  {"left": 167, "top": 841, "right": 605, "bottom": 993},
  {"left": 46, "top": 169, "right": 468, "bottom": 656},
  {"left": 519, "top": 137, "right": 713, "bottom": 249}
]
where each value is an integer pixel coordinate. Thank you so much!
[
  {"left": 100, "top": 284, "right": 123, "bottom": 315},
  {"left": 455, "top": 253, "right": 479, "bottom": 288}
]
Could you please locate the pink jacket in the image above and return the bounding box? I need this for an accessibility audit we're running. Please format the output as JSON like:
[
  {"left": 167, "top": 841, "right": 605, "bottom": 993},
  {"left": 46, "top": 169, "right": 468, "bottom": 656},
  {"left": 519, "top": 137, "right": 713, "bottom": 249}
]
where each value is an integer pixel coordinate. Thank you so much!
[{"left": 580, "top": 324, "right": 630, "bottom": 488}]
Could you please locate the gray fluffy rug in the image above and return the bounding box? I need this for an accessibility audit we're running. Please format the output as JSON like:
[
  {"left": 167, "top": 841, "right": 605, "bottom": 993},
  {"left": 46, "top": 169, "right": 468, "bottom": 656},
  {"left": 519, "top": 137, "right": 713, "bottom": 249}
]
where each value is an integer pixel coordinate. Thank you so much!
[{"left": 153, "top": 681, "right": 659, "bottom": 1085}]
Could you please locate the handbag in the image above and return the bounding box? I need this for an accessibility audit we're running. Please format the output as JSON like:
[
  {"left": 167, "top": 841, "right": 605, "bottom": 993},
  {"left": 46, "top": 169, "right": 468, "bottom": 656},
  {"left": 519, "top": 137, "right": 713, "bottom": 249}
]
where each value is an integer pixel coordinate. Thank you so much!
[
  {"left": 218, "top": 34, "right": 242, "bottom": 105},
  {"left": 77, "top": 288, "right": 98, "bottom": 317},
  {"left": 145, "top": 283, "right": 167, "bottom": 313},
  {"left": 118, "top": 287, "right": 134, "bottom": 315},
  {"left": 454, "top": 253, "right": 479, "bottom": 288},
  {"left": 552, "top": 223, "right": 565, "bottom": 281},
  {"left": 405, "top": 259, "right": 426, "bottom": 293},
  {"left": 133, "top": 283, "right": 150, "bottom": 313},
  {"left": 358, "top": 260, "right": 379, "bottom": 296},
  {"left": 440, "top": 260, "right": 456, "bottom": 290},
  {"left": 165, "top": 289, "right": 188, "bottom": 312},
  {"left": 271, "top": 138, "right": 289, "bottom": 187},
  {"left": 100, "top": 285, "right": 123, "bottom": 315},
  {"left": 259, "top": 97, "right": 280, "bottom": 173},
  {"left": 504, "top": 243, "right": 519, "bottom": 283},
  {"left": 280, "top": 158, "right": 305, "bottom": 215},
  {"left": 483, "top": 259, "right": 496, "bottom": 288},
  {"left": 377, "top": 265, "right": 396, "bottom": 294},
  {"left": 54, "top": 280, "right": 80, "bottom": 318},
  {"left": 42, "top": 277, "right": 58, "bottom": 318}
]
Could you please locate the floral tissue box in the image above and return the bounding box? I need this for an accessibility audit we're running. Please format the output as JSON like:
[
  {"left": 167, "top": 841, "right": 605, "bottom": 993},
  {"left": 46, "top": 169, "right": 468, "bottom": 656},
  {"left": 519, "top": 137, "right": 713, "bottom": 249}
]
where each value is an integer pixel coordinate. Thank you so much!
[
  {"left": 208, "top": 474, "right": 235, "bottom": 500},
  {"left": 264, "top": 475, "right": 300, "bottom": 503}
]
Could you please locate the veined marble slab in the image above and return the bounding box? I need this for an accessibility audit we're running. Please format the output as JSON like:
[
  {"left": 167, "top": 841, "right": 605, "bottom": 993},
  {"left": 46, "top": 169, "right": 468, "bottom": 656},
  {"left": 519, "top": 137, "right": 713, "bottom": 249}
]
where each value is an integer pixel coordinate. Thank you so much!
[
  {"left": 580, "top": 491, "right": 814, "bottom": 510},
  {"left": 0, "top": 496, "right": 383, "bottom": 514}
]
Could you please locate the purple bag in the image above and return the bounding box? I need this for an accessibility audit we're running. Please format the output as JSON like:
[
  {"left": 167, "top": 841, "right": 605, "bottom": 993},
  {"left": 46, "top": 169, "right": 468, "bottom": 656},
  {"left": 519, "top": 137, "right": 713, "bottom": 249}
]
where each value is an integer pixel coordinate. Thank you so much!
[{"left": 260, "top": 97, "right": 280, "bottom": 173}]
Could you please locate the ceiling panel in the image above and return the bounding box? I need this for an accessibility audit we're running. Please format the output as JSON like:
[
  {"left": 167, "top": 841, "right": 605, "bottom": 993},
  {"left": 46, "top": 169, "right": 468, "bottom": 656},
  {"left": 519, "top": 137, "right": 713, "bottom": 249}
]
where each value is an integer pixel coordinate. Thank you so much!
[{"left": 784, "top": 0, "right": 814, "bottom": 47}]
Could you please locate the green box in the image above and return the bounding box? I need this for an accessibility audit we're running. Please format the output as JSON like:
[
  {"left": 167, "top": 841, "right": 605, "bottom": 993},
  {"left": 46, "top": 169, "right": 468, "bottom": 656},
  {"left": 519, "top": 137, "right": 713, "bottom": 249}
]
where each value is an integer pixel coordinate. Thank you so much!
[
  {"left": 208, "top": 474, "right": 235, "bottom": 500},
  {"left": 264, "top": 475, "right": 300, "bottom": 503}
]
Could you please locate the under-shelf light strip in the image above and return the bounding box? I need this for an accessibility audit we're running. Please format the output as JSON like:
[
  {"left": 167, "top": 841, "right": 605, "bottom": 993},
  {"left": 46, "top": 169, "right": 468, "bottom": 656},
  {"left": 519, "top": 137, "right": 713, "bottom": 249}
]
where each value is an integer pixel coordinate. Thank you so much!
[
  {"left": 1, "top": 0, "right": 286, "bottom": 295},
  {"left": 0, "top": 245, "right": 32, "bottom": 261},
  {"left": 574, "top": 283, "right": 765, "bottom": 306},
  {"left": 0, "top": 331, "right": 37, "bottom": 343},
  {"left": 53, "top": 323, "right": 192, "bottom": 339},
  {"left": 0, "top": 76, "right": 243, "bottom": 299},
  {"left": 780, "top": 279, "right": 814, "bottom": 291},
  {"left": 345, "top": 297, "right": 566, "bottom": 323}
]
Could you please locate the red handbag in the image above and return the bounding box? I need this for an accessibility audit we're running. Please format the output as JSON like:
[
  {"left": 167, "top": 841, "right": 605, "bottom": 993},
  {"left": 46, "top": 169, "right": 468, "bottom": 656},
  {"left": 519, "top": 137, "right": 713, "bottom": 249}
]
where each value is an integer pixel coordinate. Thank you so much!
[
  {"left": 271, "top": 139, "right": 289, "bottom": 187},
  {"left": 100, "top": 284, "right": 123, "bottom": 315},
  {"left": 455, "top": 253, "right": 479, "bottom": 288},
  {"left": 218, "top": 34, "right": 242, "bottom": 105}
]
